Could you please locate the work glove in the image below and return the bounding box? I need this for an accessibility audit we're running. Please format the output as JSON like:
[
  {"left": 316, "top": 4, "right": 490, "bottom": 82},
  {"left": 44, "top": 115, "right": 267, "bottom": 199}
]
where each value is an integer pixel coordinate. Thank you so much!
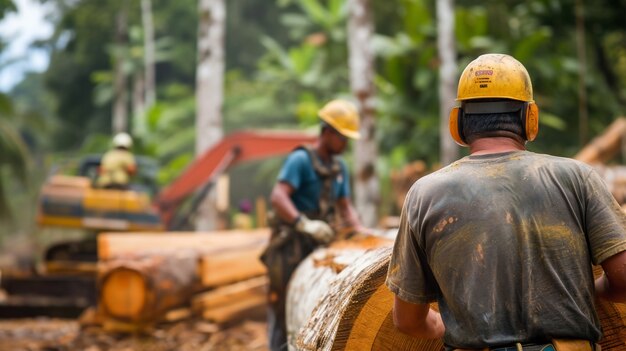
[{"left": 294, "top": 214, "right": 334, "bottom": 244}]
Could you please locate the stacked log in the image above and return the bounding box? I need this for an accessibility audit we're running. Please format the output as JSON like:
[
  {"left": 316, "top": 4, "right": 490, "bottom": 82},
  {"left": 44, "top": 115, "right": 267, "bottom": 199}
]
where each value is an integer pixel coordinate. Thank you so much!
[
  {"left": 290, "top": 239, "right": 626, "bottom": 350},
  {"left": 97, "top": 229, "right": 270, "bottom": 329},
  {"left": 192, "top": 276, "right": 267, "bottom": 324},
  {"left": 574, "top": 117, "right": 626, "bottom": 165}
]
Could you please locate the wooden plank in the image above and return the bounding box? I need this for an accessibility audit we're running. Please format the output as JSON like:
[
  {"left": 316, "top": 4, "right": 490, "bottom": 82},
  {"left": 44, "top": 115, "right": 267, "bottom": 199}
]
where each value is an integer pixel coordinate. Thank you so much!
[
  {"left": 201, "top": 293, "right": 266, "bottom": 324},
  {"left": 199, "top": 247, "right": 266, "bottom": 287},
  {"left": 192, "top": 276, "right": 267, "bottom": 311},
  {"left": 98, "top": 228, "right": 270, "bottom": 260}
]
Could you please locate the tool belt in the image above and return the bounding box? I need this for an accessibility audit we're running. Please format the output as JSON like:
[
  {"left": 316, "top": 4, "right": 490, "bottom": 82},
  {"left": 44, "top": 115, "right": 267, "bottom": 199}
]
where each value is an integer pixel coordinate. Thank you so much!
[{"left": 453, "top": 339, "right": 599, "bottom": 351}]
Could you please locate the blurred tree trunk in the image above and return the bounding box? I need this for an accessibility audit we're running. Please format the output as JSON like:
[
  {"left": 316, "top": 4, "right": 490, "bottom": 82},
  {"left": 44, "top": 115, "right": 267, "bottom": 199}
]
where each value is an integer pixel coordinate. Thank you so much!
[
  {"left": 112, "top": 2, "right": 129, "bottom": 134},
  {"left": 141, "top": 0, "right": 156, "bottom": 109},
  {"left": 347, "top": 0, "right": 379, "bottom": 228},
  {"left": 132, "top": 72, "right": 146, "bottom": 134},
  {"left": 437, "top": 0, "right": 458, "bottom": 166},
  {"left": 576, "top": 0, "right": 588, "bottom": 146},
  {"left": 195, "top": 0, "right": 225, "bottom": 232}
]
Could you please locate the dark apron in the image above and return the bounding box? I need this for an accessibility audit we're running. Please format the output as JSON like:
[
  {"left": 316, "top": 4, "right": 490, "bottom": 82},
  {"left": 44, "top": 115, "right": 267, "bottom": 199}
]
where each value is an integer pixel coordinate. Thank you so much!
[{"left": 260, "top": 146, "right": 341, "bottom": 351}]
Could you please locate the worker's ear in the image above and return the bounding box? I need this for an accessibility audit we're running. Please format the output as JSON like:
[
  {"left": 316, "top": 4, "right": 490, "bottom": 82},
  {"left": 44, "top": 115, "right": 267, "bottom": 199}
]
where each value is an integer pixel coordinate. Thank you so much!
[
  {"left": 448, "top": 107, "right": 467, "bottom": 146},
  {"left": 523, "top": 102, "right": 539, "bottom": 142}
]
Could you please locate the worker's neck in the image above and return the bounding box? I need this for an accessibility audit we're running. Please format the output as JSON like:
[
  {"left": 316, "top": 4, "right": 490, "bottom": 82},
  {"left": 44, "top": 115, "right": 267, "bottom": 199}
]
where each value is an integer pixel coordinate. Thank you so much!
[
  {"left": 313, "top": 143, "right": 332, "bottom": 163},
  {"left": 469, "top": 137, "right": 526, "bottom": 156}
]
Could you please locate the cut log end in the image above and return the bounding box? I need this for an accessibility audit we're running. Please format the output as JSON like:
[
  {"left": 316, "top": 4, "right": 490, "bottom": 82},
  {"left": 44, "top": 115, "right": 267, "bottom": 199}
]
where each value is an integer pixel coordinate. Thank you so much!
[{"left": 100, "top": 268, "right": 147, "bottom": 321}]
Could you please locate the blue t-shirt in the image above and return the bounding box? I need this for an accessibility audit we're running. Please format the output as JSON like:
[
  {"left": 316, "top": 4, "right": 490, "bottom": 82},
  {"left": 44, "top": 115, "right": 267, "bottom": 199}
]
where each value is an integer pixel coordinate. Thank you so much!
[{"left": 277, "top": 149, "right": 351, "bottom": 212}]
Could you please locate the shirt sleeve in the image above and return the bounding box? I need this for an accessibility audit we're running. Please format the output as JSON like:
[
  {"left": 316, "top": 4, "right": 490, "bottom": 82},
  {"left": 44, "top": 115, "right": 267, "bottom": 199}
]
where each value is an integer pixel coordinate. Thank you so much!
[
  {"left": 584, "top": 168, "right": 626, "bottom": 265},
  {"left": 385, "top": 186, "right": 440, "bottom": 304},
  {"left": 277, "top": 150, "right": 307, "bottom": 189}
]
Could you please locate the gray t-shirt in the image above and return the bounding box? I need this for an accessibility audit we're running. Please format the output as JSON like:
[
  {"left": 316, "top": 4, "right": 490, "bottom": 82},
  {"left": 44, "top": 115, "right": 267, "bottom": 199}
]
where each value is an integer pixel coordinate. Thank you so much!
[{"left": 386, "top": 151, "right": 626, "bottom": 349}]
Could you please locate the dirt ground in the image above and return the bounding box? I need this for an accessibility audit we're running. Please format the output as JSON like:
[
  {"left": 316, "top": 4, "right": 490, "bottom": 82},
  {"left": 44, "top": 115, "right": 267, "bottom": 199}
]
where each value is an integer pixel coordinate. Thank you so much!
[
  {"left": 0, "top": 316, "right": 269, "bottom": 351},
  {"left": 0, "top": 235, "right": 271, "bottom": 351}
]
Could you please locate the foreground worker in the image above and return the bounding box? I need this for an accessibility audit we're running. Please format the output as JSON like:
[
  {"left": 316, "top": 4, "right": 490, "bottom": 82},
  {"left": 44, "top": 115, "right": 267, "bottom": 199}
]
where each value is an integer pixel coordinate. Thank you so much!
[
  {"left": 386, "top": 53, "right": 626, "bottom": 351},
  {"left": 96, "top": 132, "right": 137, "bottom": 189},
  {"left": 260, "top": 99, "right": 366, "bottom": 351}
]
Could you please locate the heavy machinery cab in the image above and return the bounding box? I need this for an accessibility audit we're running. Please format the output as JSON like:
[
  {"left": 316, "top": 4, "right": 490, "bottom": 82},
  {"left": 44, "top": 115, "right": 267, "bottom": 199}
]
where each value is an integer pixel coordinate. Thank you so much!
[{"left": 37, "top": 154, "right": 163, "bottom": 232}]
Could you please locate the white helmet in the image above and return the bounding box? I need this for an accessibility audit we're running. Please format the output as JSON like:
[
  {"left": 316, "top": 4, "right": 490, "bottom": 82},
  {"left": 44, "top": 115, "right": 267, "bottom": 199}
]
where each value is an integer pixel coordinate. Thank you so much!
[{"left": 113, "top": 132, "right": 133, "bottom": 149}]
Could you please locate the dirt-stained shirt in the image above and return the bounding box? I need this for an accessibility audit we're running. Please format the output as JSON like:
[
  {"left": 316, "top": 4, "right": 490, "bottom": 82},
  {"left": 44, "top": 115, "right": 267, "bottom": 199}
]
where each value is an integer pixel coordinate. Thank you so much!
[{"left": 385, "top": 151, "right": 626, "bottom": 349}]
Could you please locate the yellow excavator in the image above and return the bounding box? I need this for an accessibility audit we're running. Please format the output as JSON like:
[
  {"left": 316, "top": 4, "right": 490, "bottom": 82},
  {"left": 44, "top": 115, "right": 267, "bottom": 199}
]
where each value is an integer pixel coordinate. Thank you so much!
[
  {"left": 37, "top": 156, "right": 163, "bottom": 233},
  {"left": 35, "top": 130, "right": 317, "bottom": 262}
]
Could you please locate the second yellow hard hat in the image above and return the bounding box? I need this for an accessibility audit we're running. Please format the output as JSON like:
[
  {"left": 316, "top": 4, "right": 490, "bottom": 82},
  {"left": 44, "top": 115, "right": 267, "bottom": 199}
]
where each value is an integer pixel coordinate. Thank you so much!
[{"left": 318, "top": 99, "right": 361, "bottom": 140}]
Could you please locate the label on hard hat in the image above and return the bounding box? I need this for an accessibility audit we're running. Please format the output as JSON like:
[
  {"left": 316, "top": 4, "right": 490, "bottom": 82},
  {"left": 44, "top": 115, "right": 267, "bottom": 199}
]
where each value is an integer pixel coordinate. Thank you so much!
[{"left": 475, "top": 70, "right": 493, "bottom": 88}]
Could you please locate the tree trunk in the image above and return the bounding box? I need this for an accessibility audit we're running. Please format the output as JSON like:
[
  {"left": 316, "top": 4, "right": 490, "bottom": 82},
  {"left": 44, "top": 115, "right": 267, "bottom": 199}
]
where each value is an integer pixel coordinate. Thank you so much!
[
  {"left": 195, "top": 0, "right": 226, "bottom": 231},
  {"left": 347, "top": 0, "right": 379, "bottom": 228},
  {"left": 437, "top": 0, "right": 458, "bottom": 166},
  {"left": 132, "top": 72, "right": 146, "bottom": 135},
  {"left": 112, "top": 2, "right": 129, "bottom": 134},
  {"left": 291, "top": 237, "right": 626, "bottom": 351},
  {"left": 286, "top": 234, "right": 433, "bottom": 350},
  {"left": 289, "top": 241, "right": 444, "bottom": 351},
  {"left": 98, "top": 250, "right": 200, "bottom": 325},
  {"left": 141, "top": 0, "right": 156, "bottom": 108},
  {"left": 576, "top": 0, "right": 588, "bottom": 146}
]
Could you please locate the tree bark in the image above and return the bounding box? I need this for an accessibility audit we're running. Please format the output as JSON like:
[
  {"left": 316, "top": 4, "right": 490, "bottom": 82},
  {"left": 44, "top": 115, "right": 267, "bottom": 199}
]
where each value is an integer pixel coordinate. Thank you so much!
[
  {"left": 437, "top": 0, "right": 458, "bottom": 166},
  {"left": 112, "top": 2, "right": 129, "bottom": 134},
  {"left": 291, "top": 236, "right": 626, "bottom": 351},
  {"left": 97, "top": 229, "right": 269, "bottom": 326},
  {"left": 347, "top": 0, "right": 379, "bottom": 228},
  {"left": 576, "top": 0, "right": 588, "bottom": 146},
  {"left": 141, "top": 0, "right": 156, "bottom": 108},
  {"left": 98, "top": 249, "right": 200, "bottom": 324},
  {"left": 195, "top": 0, "right": 226, "bottom": 231},
  {"left": 132, "top": 72, "right": 146, "bottom": 134}
]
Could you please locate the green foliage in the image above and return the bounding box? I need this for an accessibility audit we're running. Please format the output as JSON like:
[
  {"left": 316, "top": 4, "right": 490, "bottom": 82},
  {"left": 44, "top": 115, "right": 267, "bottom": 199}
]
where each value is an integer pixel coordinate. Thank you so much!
[
  {"left": 0, "top": 94, "right": 29, "bottom": 221},
  {"left": 2, "top": 0, "right": 626, "bottom": 229}
]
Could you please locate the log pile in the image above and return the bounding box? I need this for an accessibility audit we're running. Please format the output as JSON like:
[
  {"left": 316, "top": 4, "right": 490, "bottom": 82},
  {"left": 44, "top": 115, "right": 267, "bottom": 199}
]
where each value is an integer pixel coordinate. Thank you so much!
[
  {"left": 96, "top": 228, "right": 270, "bottom": 331},
  {"left": 290, "top": 237, "right": 626, "bottom": 351},
  {"left": 389, "top": 161, "right": 431, "bottom": 213},
  {"left": 574, "top": 117, "right": 626, "bottom": 206}
]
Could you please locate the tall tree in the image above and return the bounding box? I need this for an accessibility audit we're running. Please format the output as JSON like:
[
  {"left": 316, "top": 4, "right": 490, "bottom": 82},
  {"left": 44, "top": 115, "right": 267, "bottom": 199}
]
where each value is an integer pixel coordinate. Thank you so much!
[
  {"left": 141, "top": 0, "right": 156, "bottom": 108},
  {"left": 347, "top": 0, "right": 379, "bottom": 227},
  {"left": 575, "top": 0, "right": 588, "bottom": 146},
  {"left": 112, "top": 1, "right": 129, "bottom": 134},
  {"left": 437, "top": 0, "right": 458, "bottom": 166},
  {"left": 0, "top": 95, "right": 28, "bottom": 220},
  {"left": 195, "top": 0, "right": 225, "bottom": 231}
]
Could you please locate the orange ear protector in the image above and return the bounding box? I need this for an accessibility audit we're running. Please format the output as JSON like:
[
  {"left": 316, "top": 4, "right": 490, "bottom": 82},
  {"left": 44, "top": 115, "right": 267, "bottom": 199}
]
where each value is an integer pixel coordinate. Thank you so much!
[{"left": 448, "top": 101, "right": 539, "bottom": 147}]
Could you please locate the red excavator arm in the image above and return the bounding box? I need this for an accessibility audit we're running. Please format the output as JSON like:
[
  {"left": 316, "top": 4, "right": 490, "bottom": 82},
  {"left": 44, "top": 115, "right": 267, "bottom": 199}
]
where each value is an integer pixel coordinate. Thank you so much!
[{"left": 156, "top": 130, "right": 317, "bottom": 228}]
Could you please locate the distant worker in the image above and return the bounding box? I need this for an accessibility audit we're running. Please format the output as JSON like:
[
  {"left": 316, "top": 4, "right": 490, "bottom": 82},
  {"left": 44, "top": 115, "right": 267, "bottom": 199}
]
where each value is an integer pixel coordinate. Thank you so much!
[
  {"left": 386, "top": 53, "right": 626, "bottom": 350},
  {"left": 96, "top": 132, "right": 137, "bottom": 190},
  {"left": 260, "top": 99, "right": 367, "bottom": 351},
  {"left": 232, "top": 198, "right": 254, "bottom": 230}
]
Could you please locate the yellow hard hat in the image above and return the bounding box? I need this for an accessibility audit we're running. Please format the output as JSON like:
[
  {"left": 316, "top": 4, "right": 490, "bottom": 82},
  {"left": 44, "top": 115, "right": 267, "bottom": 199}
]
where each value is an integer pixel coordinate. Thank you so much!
[
  {"left": 457, "top": 53, "right": 533, "bottom": 102},
  {"left": 318, "top": 99, "right": 361, "bottom": 140},
  {"left": 450, "top": 53, "right": 539, "bottom": 146}
]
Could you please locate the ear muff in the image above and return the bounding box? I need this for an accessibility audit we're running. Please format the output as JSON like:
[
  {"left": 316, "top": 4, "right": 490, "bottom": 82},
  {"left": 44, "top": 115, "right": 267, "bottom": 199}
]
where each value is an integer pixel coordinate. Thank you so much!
[
  {"left": 448, "top": 107, "right": 467, "bottom": 147},
  {"left": 524, "top": 102, "right": 539, "bottom": 141}
]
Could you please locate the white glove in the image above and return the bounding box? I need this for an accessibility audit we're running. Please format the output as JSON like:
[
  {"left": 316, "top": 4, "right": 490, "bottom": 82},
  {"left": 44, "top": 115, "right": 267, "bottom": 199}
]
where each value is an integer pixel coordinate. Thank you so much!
[{"left": 295, "top": 214, "right": 334, "bottom": 244}]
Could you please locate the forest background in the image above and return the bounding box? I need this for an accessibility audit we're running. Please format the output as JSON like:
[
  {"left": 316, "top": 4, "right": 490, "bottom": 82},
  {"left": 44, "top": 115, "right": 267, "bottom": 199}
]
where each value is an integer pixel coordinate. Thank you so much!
[{"left": 0, "top": 0, "right": 625, "bottom": 245}]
